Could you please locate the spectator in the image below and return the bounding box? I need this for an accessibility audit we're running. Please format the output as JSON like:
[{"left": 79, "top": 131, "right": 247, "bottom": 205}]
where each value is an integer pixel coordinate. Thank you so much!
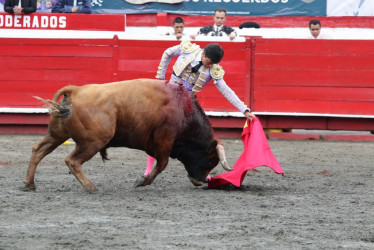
[
  {"left": 191, "top": 8, "right": 237, "bottom": 41},
  {"left": 4, "top": 0, "right": 37, "bottom": 14},
  {"left": 37, "top": 0, "right": 54, "bottom": 12},
  {"left": 144, "top": 41, "right": 255, "bottom": 175},
  {"left": 308, "top": 19, "right": 331, "bottom": 39},
  {"left": 165, "top": 17, "right": 190, "bottom": 40},
  {"left": 51, "top": 0, "right": 91, "bottom": 13}
]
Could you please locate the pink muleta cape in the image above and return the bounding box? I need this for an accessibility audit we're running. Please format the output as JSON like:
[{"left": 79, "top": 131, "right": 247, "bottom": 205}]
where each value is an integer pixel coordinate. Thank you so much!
[{"left": 208, "top": 117, "right": 284, "bottom": 188}]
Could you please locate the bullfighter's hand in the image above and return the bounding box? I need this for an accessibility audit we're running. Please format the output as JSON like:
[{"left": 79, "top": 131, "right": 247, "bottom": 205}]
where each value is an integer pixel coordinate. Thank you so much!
[
  {"left": 245, "top": 110, "right": 255, "bottom": 121},
  {"left": 229, "top": 33, "right": 236, "bottom": 41}
]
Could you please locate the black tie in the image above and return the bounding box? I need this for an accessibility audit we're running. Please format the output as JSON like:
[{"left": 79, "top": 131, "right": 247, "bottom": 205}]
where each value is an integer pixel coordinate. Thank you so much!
[{"left": 191, "top": 61, "right": 203, "bottom": 73}]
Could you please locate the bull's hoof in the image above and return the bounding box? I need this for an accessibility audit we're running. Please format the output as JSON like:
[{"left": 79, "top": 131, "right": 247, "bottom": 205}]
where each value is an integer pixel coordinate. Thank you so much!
[
  {"left": 22, "top": 182, "right": 36, "bottom": 191},
  {"left": 85, "top": 188, "right": 98, "bottom": 194},
  {"left": 83, "top": 183, "right": 98, "bottom": 192},
  {"left": 134, "top": 176, "right": 146, "bottom": 187},
  {"left": 21, "top": 187, "right": 36, "bottom": 192}
]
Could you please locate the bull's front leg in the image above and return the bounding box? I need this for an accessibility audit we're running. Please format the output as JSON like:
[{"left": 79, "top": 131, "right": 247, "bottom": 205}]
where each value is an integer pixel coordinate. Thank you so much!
[
  {"left": 134, "top": 157, "right": 169, "bottom": 187},
  {"left": 24, "top": 134, "right": 66, "bottom": 191}
]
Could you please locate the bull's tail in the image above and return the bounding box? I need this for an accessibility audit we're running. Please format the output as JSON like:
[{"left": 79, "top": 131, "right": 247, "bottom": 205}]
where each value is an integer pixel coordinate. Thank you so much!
[
  {"left": 34, "top": 85, "right": 78, "bottom": 119},
  {"left": 51, "top": 85, "right": 77, "bottom": 102}
]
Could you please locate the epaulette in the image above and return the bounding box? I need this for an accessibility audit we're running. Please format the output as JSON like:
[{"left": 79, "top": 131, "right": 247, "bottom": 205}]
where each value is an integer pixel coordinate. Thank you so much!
[
  {"left": 180, "top": 41, "right": 200, "bottom": 53},
  {"left": 210, "top": 64, "right": 225, "bottom": 80},
  {"left": 200, "top": 26, "right": 213, "bottom": 33}
]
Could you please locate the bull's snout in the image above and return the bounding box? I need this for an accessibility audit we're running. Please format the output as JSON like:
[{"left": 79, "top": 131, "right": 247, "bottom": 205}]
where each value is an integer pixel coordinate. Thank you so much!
[{"left": 188, "top": 175, "right": 205, "bottom": 186}]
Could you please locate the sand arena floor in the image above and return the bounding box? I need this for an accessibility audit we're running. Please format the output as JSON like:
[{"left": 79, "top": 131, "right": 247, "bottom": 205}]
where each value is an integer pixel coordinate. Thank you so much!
[{"left": 0, "top": 134, "right": 373, "bottom": 249}]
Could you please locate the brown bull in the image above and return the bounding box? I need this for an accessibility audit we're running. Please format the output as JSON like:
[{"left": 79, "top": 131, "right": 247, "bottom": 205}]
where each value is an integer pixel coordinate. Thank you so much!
[{"left": 24, "top": 79, "right": 231, "bottom": 191}]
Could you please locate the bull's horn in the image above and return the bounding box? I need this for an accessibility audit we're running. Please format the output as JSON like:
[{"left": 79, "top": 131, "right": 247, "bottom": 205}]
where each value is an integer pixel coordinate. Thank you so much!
[{"left": 216, "top": 144, "right": 232, "bottom": 171}]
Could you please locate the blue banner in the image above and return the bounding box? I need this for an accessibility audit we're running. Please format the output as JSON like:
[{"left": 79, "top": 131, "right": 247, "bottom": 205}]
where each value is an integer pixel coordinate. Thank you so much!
[{"left": 91, "top": 0, "right": 326, "bottom": 16}]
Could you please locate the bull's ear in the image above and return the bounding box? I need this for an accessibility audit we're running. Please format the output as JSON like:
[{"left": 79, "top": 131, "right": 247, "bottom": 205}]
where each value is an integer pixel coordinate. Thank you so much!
[{"left": 208, "top": 140, "right": 218, "bottom": 155}]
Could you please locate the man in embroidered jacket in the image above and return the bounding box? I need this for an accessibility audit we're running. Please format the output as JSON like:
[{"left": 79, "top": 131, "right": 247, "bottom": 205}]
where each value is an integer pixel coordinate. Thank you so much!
[
  {"left": 144, "top": 41, "right": 255, "bottom": 176},
  {"left": 156, "top": 41, "right": 254, "bottom": 120},
  {"left": 191, "top": 8, "right": 237, "bottom": 40}
]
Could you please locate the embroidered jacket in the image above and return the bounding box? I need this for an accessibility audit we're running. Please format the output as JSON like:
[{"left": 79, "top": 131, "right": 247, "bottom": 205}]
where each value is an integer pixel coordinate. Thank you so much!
[
  {"left": 155, "top": 41, "right": 249, "bottom": 114},
  {"left": 197, "top": 25, "right": 237, "bottom": 37}
]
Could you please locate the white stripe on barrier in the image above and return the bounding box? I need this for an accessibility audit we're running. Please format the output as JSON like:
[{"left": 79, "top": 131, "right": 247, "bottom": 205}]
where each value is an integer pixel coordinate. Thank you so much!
[
  {"left": 1, "top": 108, "right": 373, "bottom": 119},
  {"left": 1, "top": 27, "right": 374, "bottom": 40},
  {"left": 205, "top": 111, "right": 374, "bottom": 119}
]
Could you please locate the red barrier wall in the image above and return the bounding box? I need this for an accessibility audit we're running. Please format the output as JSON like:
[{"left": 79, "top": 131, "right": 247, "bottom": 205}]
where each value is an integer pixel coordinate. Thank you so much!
[
  {"left": 0, "top": 37, "right": 250, "bottom": 112},
  {"left": 252, "top": 38, "right": 374, "bottom": 116},
  {"left": 0, "top": 37, "right": 116, "bottom": 107},
  {"left": 1, "top": 36, "right": 373, "bottom": 135},
  {"left": 0, "top": 13, "right": 125, "bottom": 31}
]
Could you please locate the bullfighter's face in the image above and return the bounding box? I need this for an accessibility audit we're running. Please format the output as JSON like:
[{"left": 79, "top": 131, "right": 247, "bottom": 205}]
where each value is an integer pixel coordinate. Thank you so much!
[{"left": 201, "top": 52, "right": 214, "bottom": 69}]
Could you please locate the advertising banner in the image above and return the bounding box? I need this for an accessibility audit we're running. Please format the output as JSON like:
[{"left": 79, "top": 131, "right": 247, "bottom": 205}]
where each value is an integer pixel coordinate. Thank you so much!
[
  {"left": 327, "top": 0, "right": 374, "bottom": 16},
  {"left": 1, "top": 0, "right": 330, "bottom": 16},
  {"left": 0, "top": 12, "right": 125, "bottom": 31},
  {"left": 91, "top": 0, "right": 326, "bottom": 16}
]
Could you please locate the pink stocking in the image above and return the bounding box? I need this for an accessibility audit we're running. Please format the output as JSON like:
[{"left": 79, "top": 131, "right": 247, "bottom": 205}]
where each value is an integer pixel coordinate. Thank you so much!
[{"left": 144, "top": 155, "right": 155, "bottom": 175}]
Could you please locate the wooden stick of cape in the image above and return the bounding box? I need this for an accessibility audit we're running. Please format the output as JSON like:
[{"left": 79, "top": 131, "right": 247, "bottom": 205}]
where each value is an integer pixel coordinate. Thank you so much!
[{"left": 208, "top": 117, "right": 284, "bottom": 188}]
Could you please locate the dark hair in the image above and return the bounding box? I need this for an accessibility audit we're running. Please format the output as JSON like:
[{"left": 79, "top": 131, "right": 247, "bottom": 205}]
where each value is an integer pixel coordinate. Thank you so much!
[
  {"left": 309, "top": 19, "right": 321, "bottom": 28},
  {"left": 239, "top": 22, "right": 261, "bottom": 29},
  {"left": 214, "top": 8, "right": 227, "bottom": 15},
  {"left": 204, "top": 43, "right": 224, "bottom": 64},
  {"left": 173, "top": 17, "right": 184, "bottom": 25}
]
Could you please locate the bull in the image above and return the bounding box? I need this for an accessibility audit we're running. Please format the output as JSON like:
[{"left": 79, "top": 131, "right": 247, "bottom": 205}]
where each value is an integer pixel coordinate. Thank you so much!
[{"left": 23, "top": 79, "right": 231, "bottom": 191}]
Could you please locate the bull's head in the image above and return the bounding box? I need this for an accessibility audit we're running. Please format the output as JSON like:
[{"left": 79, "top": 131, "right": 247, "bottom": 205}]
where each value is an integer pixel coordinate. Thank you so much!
[{"left": 185, "top": 140, "right": 231, "bottom": 186}]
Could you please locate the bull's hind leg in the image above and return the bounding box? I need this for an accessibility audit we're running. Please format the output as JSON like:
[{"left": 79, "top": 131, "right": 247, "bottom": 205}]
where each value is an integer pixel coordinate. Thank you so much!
[
  {"left": 24, "top": 133, "right": 68, "bottom": 190},
  {"left": 148, "top": 156, "right": 169, "bottom": 185},
  {"left": 134, "top": 130, "right": 175, "bottom": 187},
  {"left": 64, "top": 142, "right": 107, "bottom": 191},
  {"left": 134, "top": 155, "right": 169, "bottom": 187}
]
